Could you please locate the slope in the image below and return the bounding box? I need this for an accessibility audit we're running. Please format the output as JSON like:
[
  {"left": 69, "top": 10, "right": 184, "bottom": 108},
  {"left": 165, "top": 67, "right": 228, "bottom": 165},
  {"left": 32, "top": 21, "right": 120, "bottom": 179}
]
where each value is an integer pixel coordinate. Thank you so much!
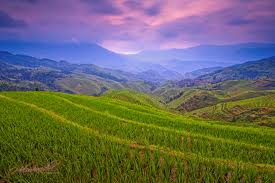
[
  {"left": 0, "top": 91, "right": 275, "bottom": 182},
  {"left": 192, "top": 94, "right": 275, "bottom": 127},
  {"left": 197, "top": 57, "right": 275, "bottom": 83},
  {"left": 153, "top": 79, "right": 275, "bottom": 126},
  {"left": 101, "top": 89, "right": 165, "bottom": 109},
  {"left": 0, "top": 51, "right": 160, "bottom": 95}
]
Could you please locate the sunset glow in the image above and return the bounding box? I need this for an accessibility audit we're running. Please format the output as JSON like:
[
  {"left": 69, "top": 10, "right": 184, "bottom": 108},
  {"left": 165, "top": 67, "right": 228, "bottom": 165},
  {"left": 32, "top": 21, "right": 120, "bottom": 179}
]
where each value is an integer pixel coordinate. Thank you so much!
[{"left": 0, "top": 0, "right": 275, "bottom": 53}]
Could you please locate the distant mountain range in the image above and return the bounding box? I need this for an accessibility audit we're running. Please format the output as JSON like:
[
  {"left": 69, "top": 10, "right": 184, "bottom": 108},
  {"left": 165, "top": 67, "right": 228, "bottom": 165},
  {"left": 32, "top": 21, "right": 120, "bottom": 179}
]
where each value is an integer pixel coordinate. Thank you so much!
[
  {"left": 184, "top": 67, "right": 223, "bottom": 79},
  {"left": 1, "top": 50, "right": 274, "bottom": 95},
  {"left": 0, "top": 40, "right": 125, "bottom": 67},
  {"left": 160, "top": 60, "right": 229, "bottom": 75},
  {"left": 1, "top": 40, "right": 275, "bottom": 75},
  {"left": 0, "top": 40, "right": 183, "bottom": 79},
  {"left": 1, "top": 51, "right": 274, "bottom": 126},
  {"left": 158, "top": 56, "right": 275, "bottom": 89},
  {"left": 197, "top": 56, "right": 275, "bottom": 83},
  {"left": 130, "top": 43, "right": 275, "bottom": 74},
  {"left": 133, "top": 43, "right": 275, "bottom": 63},
  {"left": 0, "top": 51, "right": 162, "bottom": 95}
]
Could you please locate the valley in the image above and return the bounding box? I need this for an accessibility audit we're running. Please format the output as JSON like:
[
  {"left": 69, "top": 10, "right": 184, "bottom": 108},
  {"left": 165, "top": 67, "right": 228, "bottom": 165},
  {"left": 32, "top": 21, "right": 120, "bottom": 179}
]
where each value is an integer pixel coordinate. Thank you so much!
[
  {"left": 0, "top": 48, "right": 274, "bottom": 182},
  {"left": 0, "top": 52, "right": 275, "bottom": 182},
  {"left": 1, "top": 0, "right": 275, "bottom": 182},
  {"left": 1, "top": 51, "right": 274, "bottom": 127}
]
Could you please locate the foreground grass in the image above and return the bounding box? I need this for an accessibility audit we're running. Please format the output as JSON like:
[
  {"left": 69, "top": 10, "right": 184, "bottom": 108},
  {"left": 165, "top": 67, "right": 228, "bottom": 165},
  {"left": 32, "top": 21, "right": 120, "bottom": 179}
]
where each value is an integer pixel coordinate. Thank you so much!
[{"left": 0, "top": 91, "right": 275, "bottom": 182}]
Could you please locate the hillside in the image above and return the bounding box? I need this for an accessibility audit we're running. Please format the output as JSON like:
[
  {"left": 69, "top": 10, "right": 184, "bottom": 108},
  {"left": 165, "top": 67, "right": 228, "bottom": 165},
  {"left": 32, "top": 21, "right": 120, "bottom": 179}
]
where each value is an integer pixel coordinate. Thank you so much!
[
  {"left": 0, "top": 51, "right": 183, "bottom": 94},
  {"left": 102, "top": 89, "right": 165, "bottom": 109},
  {"left": 197, "top": 57, "right": 275, "bottom": 83},
  {"left": 184, "top": 67, "right": 223, "bottom": 79},
  {"left": 153, "top": 79, "right": 275, "bottom": 126},
  {"left": 1, "top": 91, "right": 275, "bottom": 182},
  {"left": 0, "top": 51, "right": 162, "bottom": 95},
  {"left": 167, "top": 57, "right": 275, "bottom": 89},
  {"left": 192, "top": 94, "right": 275, "bottom": 127},
  {"left": 1, "top": 51, "right": 274, "bottom": 126}
]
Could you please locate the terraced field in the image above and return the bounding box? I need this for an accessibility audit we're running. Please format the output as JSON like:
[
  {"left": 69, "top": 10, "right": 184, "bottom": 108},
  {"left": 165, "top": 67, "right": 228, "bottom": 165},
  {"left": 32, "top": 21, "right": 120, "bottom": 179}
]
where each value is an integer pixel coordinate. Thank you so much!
[
  {"left": 1, "top": 91, "right": 275, "bottom": 182},
  {"left": 154, "top": 80, "right": 275, "bottom": 113},
  {"left": 102, "top": 89, "right": 165, "bottom": 109},
  {"left": 192, "top": 94, "right": 275, "bottom": 126}
]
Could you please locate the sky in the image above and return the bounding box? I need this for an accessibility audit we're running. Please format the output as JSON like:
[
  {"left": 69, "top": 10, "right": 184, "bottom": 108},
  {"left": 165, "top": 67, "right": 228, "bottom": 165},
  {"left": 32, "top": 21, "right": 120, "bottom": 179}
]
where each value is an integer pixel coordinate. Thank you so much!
[{"left": 0, "top": 0, "right": 275, "bottom": 54}]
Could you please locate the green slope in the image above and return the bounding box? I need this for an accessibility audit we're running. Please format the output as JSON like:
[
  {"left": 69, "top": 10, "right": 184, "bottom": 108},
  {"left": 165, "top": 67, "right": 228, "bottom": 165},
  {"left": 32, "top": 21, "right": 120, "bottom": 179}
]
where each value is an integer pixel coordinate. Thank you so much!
[
  {"left": 102, "top": 89, "right": 165, "bottom": 109},
  {"left": 1, "top": 91, "right": 275, "bottom": 182},
  {"left": 0, "top": 52, "right": 158, "bottom": 96},
  {"left": 55, "top": 74, "right": 124, "bottom": 96},
  {"left": 197, "top": 57, "right": 275, "bottom": 83},
  {"left": 154, "top": 79, "right": 274, "bottom": 116},
  {"left": 168, "top": 89, "right": 221, "bottom": 111},
  {"left": 192, "top": 94, "right": 275, "bottom": 127}
]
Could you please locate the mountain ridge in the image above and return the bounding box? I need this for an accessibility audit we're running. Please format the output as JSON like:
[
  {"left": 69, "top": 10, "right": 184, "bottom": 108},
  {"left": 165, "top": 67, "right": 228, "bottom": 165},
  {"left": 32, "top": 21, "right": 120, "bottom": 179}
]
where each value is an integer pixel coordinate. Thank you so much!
[
  {"left": 134, "top": 42, "right": 275, "bottom": 63},
  {"left": 2, "top": 40, "right": 275, "bottom": 75},
  {"left": 197, "top": 56, "right": 275, "bottom": 83}
]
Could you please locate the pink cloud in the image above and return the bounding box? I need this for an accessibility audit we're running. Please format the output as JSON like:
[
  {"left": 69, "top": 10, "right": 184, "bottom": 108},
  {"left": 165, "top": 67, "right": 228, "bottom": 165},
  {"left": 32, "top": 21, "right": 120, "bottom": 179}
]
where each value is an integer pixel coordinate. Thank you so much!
[{"left": 0, "top": 0, "right": 274, "bottom": 52}]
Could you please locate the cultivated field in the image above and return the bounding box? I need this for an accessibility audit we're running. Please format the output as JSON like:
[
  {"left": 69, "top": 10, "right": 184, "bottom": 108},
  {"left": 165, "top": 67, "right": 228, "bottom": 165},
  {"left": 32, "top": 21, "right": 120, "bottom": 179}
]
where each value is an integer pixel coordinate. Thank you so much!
[
  {"left": 192, "top": 94, "right": 275, "bottom": 126},
  {"left": 0, "top": 91, "right": 275, "bottom": 182}
]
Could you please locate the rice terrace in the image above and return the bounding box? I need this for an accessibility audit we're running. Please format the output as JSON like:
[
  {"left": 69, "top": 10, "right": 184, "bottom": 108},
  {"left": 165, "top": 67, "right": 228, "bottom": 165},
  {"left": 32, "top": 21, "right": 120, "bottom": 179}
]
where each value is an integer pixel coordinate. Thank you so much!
[
  {"left": 1, "top": 91, "right": 275, "bottom": 182},
  {"left": 1, "top": 0, "right": 275, "bottom": 182}
]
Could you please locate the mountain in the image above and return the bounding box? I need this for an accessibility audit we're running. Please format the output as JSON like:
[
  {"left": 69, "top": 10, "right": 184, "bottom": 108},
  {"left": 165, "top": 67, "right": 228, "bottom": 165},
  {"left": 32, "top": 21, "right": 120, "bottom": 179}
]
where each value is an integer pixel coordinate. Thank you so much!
[
  {"left": 151, "top": 57, "right": 275, "bottom": 126},
  {"left": 135, "top": 69, "right": 183, "bottom": 83},
  {"left": 0, "top": 40, "right": 129, "bottom": 69},
  {"left": 153, "top": 79, "right": 275, "bottom": 126},
  {"left": 197, "top": 56, "right": 275, "bottom": 83},
  {"left": 163, "top": 57, "right": 275, "bottom": 88},
  {"left": 1, "top": 51, "right": 274, "bottom": 126},
  {"left": 184, "top": 67, "right": 223, "bottom": 78},
  {"left": 0, "top": 40, "right": 183, "bottom": 79},
  {"left": 134, "top": 43, "right": 275, "bottom": 63},
  {"left": 4, "top": 40, "right": 275, "bottom": 77},
  {"left": 129, "top": 43, "right": 275, "bottom": 74},
  {"left": 159, "top": 60, "right": 230, "bottom": 75},
  {"left": 0, "top": 51, "right": 162, "bottom": 95}
]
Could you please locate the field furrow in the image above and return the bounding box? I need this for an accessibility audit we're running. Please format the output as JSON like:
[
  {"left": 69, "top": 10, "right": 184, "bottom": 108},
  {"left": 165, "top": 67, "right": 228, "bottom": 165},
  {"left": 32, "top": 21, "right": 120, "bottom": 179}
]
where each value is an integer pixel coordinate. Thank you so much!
[
  {"left": 1, "top": 94, "right": 275, "bottom": 174},
  {"left": 1, "top": 91, "right": 275, "bottom": 182},
  {"left": 1, "top": 93, "right": 275, "bottom": 166}
]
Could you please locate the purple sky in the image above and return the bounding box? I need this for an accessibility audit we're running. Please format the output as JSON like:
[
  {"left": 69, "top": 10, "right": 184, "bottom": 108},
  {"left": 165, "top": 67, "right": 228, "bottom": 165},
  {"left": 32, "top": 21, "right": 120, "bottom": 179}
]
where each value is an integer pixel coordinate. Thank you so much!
[{"left": 0, "top": 0, "right": 275, "bottom": 53}]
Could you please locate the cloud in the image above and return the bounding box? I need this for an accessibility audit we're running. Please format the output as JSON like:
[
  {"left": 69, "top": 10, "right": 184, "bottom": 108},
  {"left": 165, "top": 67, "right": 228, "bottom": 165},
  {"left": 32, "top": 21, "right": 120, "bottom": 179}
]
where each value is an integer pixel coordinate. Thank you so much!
[
  {"left": 0, "top": 11, "right": 26, "bottom": 28},
  {"left": 82, "top": 0, "right": 123, "bottom": 15},
  {"left": 22, "top": 0, "right": 38, "bottom": 3},
  {"left": 0, "top": 0, "right": 275, "bottom": 52},
  {"left": 0, "top": 0, "right": 38, "bottom": 5},
  {"left": 227, "top": 18, "right": 255, "bottom": 26},
  {"left": 144, "top": 3, "right": 162, "bottom": 16},
  {"left": 123, "top": 1, "right": 143, "bottom": 10},
  {"left": 157, "top": 15, "right": 212, "bottom": 43},
  {"left": 123, "top": 1, "right": 163, "bottom": 16},
  {"left": 155, "top": 1, "right": 275, "bottom": 47}
]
